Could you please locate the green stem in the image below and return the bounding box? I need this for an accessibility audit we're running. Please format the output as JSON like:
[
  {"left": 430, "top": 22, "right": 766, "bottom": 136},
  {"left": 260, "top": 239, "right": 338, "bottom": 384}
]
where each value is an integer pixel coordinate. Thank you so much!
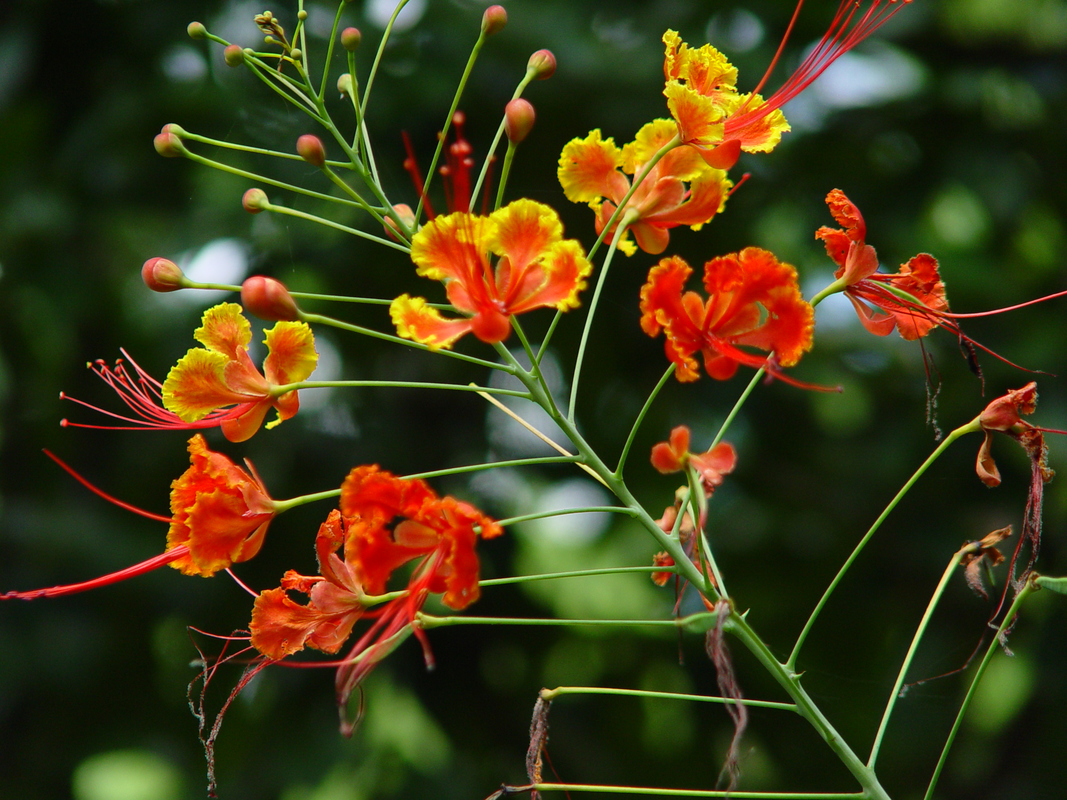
[
  {"left": 414, "top": 26, "right": 489, "bottom": 223},
  {"left": 923, "top": 580, "right": 1035, "bottom": 800},
  {"left": 534, "top": 785, "right": 864, "bottom": 798},
  {"left": 271, "top": 487, "right": 341, "bottom": 513},
  {"left": 493, "top": 507, "right": 635, "bottom": 528},
  {"left": 273, "top": 380, "right": 528, "bottom": 398},
  {"left": 359, "top": 0, "right": 409, "bottom": 121},
  {"left": 300, "top": 312, "right": 511, "bottom": 373},
  {"left": 727, "top": 613, "right": 891, "bottom": 800},
  {"left": 809, "top": 276, "right": 850, "bottom": 308},
  {"left": 494, "top": 140, "right": 518, "bottom": 211},
  {"left": 180, "top": 151, "right": 363, "bottom": 208},
  {"left": 258, "top": 200, "right": 407, "bottom": 252},
  {"left": 787, "top": 420, "right": 981, "bottom": 671},
  {"left": 469, "top": 71, "right": 536, "bottom": 206},
  {"left": 541, "top": 685, "right": 798, "bottom": 712},
  {"left": 868, "top": 542, "right": 976, "bottom": 769},
  {"left": 709, "top": 367, "right": 765, "bottom": 451},
  {"left": 173, "top": 130, "right": 352, "bottom": 168},
  {"left": 404, "top": 455, "right": 581, "bottom": 482},
  {"left": 479, "top": 565, "right": 662, "bottom": 587},
  {"left": 317, "top": 0, "right": 346, "bottom": 101},
  {"left": 615, "top": 365, "right": 675, "bottom": 477},
  {"left": 417, "top": 612, "right": 716, "bottom": 631},
  {"left": 568, "top": 209, "right": 635, "bottom": 422}
]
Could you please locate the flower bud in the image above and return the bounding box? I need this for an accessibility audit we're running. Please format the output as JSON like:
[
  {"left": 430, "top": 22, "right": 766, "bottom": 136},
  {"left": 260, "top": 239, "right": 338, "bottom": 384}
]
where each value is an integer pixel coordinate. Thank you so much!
[
  {"left": 187, "top": 21, "right": 208, "bottom": 40},
  {"left": 161, "top": 122, "right": 185, "bottom": 137},
  {"left": 527, "top": 49, "right": 556, "bottom": 80},
  {"left": 141, "top": 257, "right": 186, "bottom": 292},
  {"left": 341, "top": 27, "right": 362, "bottom": 51},
  {"left": 481, "top": 5, "right": 507, "bottom": 36},
  {"left": 296, "top": 134, "right": 326, "bottom": 167},
  {"left": 154, "top": 131, "right": 186, "bottom": 158},
  {"left": 242, "top": 276, "right": 301, "bottom": 321},
  {"left": 504, "top": 98, "right": 535, "bottom": 144},
  {"left": 337, "top": 74, "right": 354, "bottom": 98},
  {"left": 242, "top": 188, "right": 269, "bottom": 214},
  {"left": 224, "top": 44, "right": 245, "bottom": 67},
  {"left": 384, "top": 204, "right": 416, "bottom": 242}
]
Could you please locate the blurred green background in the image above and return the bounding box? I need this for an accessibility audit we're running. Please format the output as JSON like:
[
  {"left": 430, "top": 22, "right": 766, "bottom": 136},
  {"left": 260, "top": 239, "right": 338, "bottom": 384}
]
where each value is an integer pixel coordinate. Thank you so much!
[{"left": 2, "top": 0, "right": 1066, "bottom": 798}]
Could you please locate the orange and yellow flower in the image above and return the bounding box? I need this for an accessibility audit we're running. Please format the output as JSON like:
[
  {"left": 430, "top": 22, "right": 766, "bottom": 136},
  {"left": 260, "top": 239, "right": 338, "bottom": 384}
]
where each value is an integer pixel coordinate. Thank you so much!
[
  {"left": 663, "top": 2, "right": 911, "bottom": 169},
  {"left": 816, "top": 189, "right": 949, "bottom": 340},
  {"left": 390, "top": 199, "right": 592, "bottom": 348},
  {"left": 163, "top": 302, "right": 317, "bottom": 442},
  {"left": 558, "top": 120, "right": 731, "bottom": 255},
  {"left": 166, "top": 433, "right": 276, "bottom": 577},
  {"left": 640, "top": 248, "right": 815, "bottom": 385}
]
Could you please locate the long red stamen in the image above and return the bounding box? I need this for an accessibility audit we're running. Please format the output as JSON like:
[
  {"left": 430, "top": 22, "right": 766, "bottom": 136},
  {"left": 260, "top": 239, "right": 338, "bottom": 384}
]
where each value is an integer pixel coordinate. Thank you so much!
[
  {"left": 43, "top": 449, "right": 173, "bottom": 523},
  {"left": 750, "top": 0, "right": 807, "bottom": 97},
  {"left": 2, "top": 546, "right": 189, "bottom": 600},
  {"left": 938, "top": 289, "right": 1067, "bottom": 319},
  {"left": 726, "top": 0, "right": 911, "bottom": 134},
  {"left": 61, "top": 350, "right": 249, "bottom": 431}
]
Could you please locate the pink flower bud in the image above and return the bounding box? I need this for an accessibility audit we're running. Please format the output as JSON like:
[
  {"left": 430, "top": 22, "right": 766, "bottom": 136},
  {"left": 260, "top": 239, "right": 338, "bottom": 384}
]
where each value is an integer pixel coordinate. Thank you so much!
[
  {"left": 224, "top": 44, "right": 245, "bottom": 67},
  {"left": 504, "top": 98, "right": 535, "bottom": 144},
  {"left": 341, "top": 27, "right": 362, "bottom": 51},
  {"left": 384, "top": 204, "right": 416, "bottom": 242},
  {"left": 241, "top": 276, "right": 301, "bottom": 321},
  {"left": 527, "top": 49, "right": 556, "bottom": 80},
  {"left": 187, "top": 21, "right": 208, "bottom": 40},
  {"left": 297, "top": 134, "right": 326, "bottom": 168},
  {"left": 481, "top": 5, "right": 507, "bottom": 36},
  {"left": 242, "top": 188, "right": 269, "bottom": 214},
  {"left": 141, "top": 257, "right": 187, "bottom": 292},
  {"left": 161, "top": 123, "right": 185, "bottom": 137},
  {"left": 154, "top": 131, "right": 186, "bottom": 158}
]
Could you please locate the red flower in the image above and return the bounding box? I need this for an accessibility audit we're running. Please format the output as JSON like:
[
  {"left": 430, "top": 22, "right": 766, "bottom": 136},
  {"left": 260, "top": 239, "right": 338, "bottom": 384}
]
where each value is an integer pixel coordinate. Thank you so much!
[
  {"left": 663, "top": 0, "right": 912, "bottom": 169},
  {"left": 250, "top": 510, "right": 367, "bottom": 659},
  {"left": 639, "top": 249, "right": 815, "bottom": 386},
  {"left": 558, "top": 120, "right": 731, "bottom": 255},
  {"left": 3, "top": 435, "right": 276, "bottom": 599},
  {"left": 390, "top": 199, "right": 592, "bottom": 348},
  {"left": 816, "top": 189, "right": 949, "bottom": 340},
  {"left": 248, "top": 466, "right": 502, "bottom": 735},
  {"left": 973, "top": 382, "right": 1063, "bottom": 594},
  {"left": 167, "top": 433, "right": 276, "bottom": 577},
  {"left": 651, "top": 425, "right": 737, "bottom": 496}
]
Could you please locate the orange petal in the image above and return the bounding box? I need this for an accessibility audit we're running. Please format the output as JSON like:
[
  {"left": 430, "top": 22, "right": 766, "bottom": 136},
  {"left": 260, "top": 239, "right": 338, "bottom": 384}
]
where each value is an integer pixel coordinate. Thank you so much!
[
  {"left": 263, "top": 320, "right": 318, "bottom": 386},
  {"left": 390, "top": 294, "right": 472, "bottom": 350},
  {"left": 193, "top": 303, "right": 252, "bottom": 360},
  {"left": 163, "top": 349, "right": 257, "bottom": 421},
  {"left": 558, "top": 130, "right": 629, "bottom": 204}
]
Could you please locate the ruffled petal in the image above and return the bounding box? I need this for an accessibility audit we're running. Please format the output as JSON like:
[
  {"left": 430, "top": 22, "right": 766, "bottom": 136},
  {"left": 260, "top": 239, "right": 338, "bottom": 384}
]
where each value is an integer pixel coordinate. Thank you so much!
[
  {"left": 489, "top": 199, "right": 563, "bottom": 273},
  {"left": 508, "top": 239, "right": 592, "bottom": 313},
  {"left": 193, "top": 303, "right": 252, "bottom": 360},
  {"left": 390, "top": 294, "right": 473, "bottom": 350},
  {"left": 163, "top": 349, "right": 256, "bottom": 421},
  {"left": 558, "top": 131, "right": 629, "bottom": 204},
  {"left": 263, "top": 320, "right": 318, "bottom": 386},
  {"left": 723, "top": 93, "right": 791, "bottom": 153},
  {"left": 410, "top": 212, "right": 492, "bottom": 283}
]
